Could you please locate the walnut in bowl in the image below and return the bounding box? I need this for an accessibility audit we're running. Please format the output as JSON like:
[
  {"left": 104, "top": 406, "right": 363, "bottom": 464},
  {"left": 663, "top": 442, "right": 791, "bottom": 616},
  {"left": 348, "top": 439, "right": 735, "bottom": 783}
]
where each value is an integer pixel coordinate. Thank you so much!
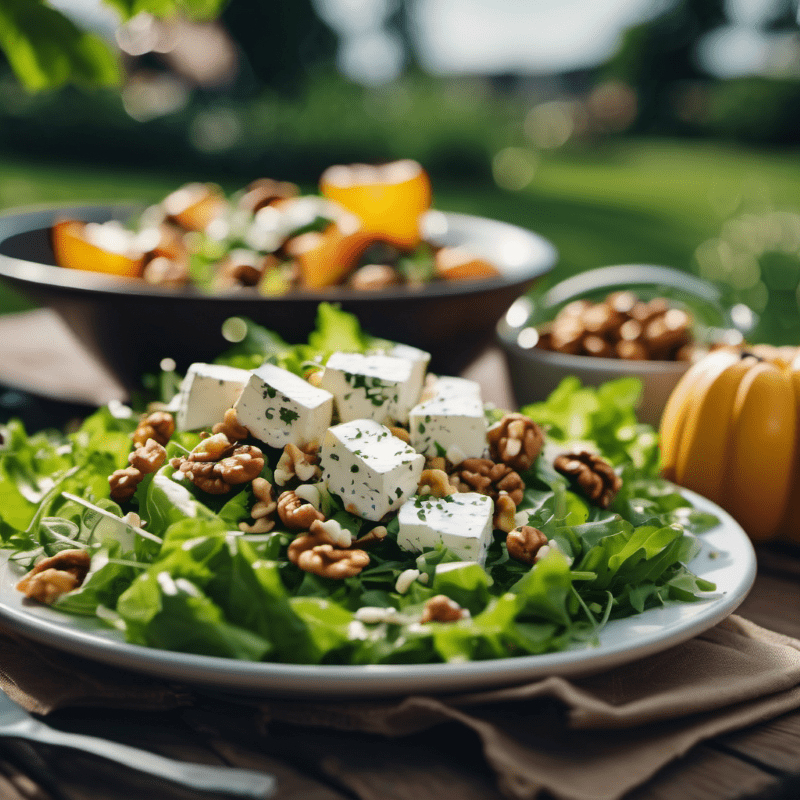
[{"left": 497, "top": 264, "right": 743, "bottom": 427}]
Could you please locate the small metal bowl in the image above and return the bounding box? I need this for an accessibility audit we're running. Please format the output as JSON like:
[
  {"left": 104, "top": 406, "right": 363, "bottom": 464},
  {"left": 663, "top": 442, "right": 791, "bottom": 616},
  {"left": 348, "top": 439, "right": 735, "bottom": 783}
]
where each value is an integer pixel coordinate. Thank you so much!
[{"left": 497, "top": 264, "right": 739, "bottom": 427}]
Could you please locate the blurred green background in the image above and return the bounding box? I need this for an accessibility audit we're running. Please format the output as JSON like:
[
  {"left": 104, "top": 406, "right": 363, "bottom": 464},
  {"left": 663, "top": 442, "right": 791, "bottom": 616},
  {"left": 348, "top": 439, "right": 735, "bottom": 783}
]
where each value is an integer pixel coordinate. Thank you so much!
[{"left": 3, "top": 0, "right": 800, "bottom": 344}]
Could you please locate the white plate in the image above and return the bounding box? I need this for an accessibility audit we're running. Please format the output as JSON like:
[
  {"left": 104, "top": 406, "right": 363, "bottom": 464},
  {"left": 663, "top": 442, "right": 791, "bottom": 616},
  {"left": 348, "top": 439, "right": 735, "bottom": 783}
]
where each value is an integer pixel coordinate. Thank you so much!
[{"left": 0, "top": 490, "right": 756, "bottom": 698}]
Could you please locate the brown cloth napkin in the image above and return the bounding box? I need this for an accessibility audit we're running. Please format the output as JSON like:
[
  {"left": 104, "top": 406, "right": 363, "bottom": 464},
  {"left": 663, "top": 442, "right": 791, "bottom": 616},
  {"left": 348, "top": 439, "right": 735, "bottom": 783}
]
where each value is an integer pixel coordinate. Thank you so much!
[{"left": 2, "top": 614, "right": 800, "bottom": 800}]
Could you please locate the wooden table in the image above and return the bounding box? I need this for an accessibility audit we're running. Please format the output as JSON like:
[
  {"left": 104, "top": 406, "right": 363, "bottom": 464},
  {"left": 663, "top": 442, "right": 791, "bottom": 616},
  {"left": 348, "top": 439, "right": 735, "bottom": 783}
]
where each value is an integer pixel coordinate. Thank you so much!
[{"left": 1, "top": 329, "right": 799, "bottom": 800}]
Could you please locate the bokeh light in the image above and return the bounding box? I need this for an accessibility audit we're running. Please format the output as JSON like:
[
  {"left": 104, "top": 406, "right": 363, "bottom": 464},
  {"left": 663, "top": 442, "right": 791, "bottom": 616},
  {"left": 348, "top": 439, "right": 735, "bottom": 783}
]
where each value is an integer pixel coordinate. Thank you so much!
[{"left": 491, "top": 147, "right": 538, "bottom": 191}]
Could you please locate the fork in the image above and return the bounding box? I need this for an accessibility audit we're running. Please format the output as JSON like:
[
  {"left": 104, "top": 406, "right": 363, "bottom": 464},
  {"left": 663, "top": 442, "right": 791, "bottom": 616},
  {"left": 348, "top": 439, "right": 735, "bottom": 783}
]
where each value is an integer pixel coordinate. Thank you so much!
[{"left": 0, "top": 687, "right": 276, "bottom": 798}]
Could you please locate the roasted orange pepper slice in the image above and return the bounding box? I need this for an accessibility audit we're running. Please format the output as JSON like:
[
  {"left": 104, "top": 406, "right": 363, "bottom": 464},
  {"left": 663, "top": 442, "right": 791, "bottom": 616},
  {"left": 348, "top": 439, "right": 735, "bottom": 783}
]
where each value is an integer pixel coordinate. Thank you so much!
[
  {"left": 286, "top": 217, "right": 371, "bottom": 290},
  {"left": 434, "top": 246, "right": 500, "bottom": 281},
  {"left": 319, "top": 160, "right": 432, "bottom": 250},
  {"left": 162, "top": 182, "right": 227, "bottom": 232},
  {"left": 51, "top": 220, "right": 145, "bottom": 278}
]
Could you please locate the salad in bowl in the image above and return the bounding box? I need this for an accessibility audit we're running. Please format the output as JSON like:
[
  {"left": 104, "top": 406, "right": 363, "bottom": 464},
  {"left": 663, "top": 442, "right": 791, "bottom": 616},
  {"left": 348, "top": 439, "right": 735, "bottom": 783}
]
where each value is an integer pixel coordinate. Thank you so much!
[{"left": 0, "top": 304, "right": 728, "bottom": 673}]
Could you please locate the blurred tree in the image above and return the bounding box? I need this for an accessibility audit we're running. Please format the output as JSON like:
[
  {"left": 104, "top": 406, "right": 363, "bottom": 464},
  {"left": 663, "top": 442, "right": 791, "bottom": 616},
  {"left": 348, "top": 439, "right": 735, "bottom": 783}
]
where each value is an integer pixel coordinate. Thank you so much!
[
  {"left": 221, "top": 0, "right": 337, "bottom": 95},
  {"left": 0, "top": 0, "right": 227, "bottom": 93},
  {"left": 600, "top": 0, "right": 727, "bottom": 133},
  {"left": 762, "top": 0, "right": 799, "bottom": 31}
]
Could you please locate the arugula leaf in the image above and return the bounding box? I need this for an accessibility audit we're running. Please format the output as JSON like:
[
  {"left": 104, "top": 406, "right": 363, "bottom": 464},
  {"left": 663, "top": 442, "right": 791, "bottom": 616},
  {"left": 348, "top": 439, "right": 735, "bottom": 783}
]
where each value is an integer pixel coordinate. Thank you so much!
[
  {"left": 118, "top": 569, "right": 272, "bottom": 660},
  {"left": 522, "top": 377, "right": 661, "bottom": 476}
]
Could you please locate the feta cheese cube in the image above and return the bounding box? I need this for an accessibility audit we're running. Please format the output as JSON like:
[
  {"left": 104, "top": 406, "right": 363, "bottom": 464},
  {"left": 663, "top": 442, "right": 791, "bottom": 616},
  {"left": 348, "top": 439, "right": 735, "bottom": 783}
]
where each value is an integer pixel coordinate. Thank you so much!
[
  {"left": 377, "top": 343, "right": 430, "bottom": 410},
  {"left": 320, "top": 352, "right": 418, "bottom": 424},
  {"left": 321, "top": 419, "right": 424, "bottom": 521},
  {"left": 234, "top": 363, "right": 334, "bottom": 449},
  {"left": 409, "top": 393, "right": 488, "bottom": 459},
  {"left": 175, "top": 363, "right": 251, "bottom": 432},
  {"left": 397, "top": 493, "right": 494, "bottom": 565},
  {"left": 429, "top": 375, "right": 482, "bottom": 401}
]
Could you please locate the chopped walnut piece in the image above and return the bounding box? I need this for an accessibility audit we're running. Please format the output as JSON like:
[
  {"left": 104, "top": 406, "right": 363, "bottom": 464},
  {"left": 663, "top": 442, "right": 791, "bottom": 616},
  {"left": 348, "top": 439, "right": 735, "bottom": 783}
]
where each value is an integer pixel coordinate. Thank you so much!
[
  {"left": 487, "top": 413, "right": 545, "bottom": 473},
  {"left": 277, "top": 490, "right": 325, "bottom": 530},
  {"left": 274, "top": 442, "right": 321, "bottom": 486},
  {"left": 418, "top": 468, "right": 454, "bottom": 498},
  {"left": 553, "top": 451, "right": 622, "bottom": 509},
  {"left": 420, "top": 595, "right": 469, "bottom": 624},
  {"left": 16, "top": 549, "right": 91, "bottom": 604},
  {"left": 128, "top": 438, "right": 167, "bottom": 474},
  {"left": 171, "top": 440, "right": 265, "bottom": 495},
  {"left": 296, "top": 544, "right": 370, "bottom": 580},
  {"left": 132, "top": 411, "right": 175, "bottom": 448},
  {"left": 493, "top": 491, "right": 518, "bottom": 532},
  {"left": 239, "top": 477, "right": 277, "bottom": 534},
  {"left": 353, "top": 525, "right": 388, "bottom": 548},
  {"left": 287, "top": 520, "right": 368, "bottom": 579},
  {"left": 506, "top": 525, "right": 548, "bottom": 564},
  {"left": 348, "top": 264, "right": 401, "bottom": 291},
  {"left": 212, "top": 407, "right": 250, "bottom": 442},
  {"left": 389, "top": 426, "right": 411, "bottom": 444},
  {"left": 142, "top": 255, "right": 190, "bottom": 288},
  {"left": 424, "top": 455, "right": 451, "bottom": 473},
  {"left": 450, "top": 458, "right": 524, "bottom": 506},
  {"left": 110, "top": 437, "right": 168, "bottom": 502},
  {"left": 109, "top": 466, "right": 144, "bottom": 502}
]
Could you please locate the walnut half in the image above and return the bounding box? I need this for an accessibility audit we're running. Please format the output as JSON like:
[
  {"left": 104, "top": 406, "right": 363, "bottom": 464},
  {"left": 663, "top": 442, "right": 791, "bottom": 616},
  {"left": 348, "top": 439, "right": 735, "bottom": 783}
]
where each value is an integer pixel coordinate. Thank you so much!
[
  {"left": 487, "top": 413, "right": 545, "bottom": 472},
  {"left": 17, "top": 549, "right": 91, "bottom": 604},
  {"left": 420, "top": 595, "right": 469, "bottom": 624},
  {"left": 506, "top": 525, "right": 548, "bottom": 565},
  {"left": 287, "top": 519, "right": 369, "bottom": 579},
  {"left": 450, "top": 458, "right": 524, "bottom": 506},
  {"left": 170, "top": 437, "right": 265, "bottom": 495},
  {"left": 553, "top": 451, "right": 622, "bottom": 509}
]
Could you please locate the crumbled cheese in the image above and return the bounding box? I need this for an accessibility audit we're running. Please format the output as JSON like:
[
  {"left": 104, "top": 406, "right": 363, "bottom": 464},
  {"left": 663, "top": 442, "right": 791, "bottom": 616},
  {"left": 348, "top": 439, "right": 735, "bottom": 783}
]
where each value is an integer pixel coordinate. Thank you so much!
[{"left": 395, "top": 568, "right": 421, "bottom": 594}]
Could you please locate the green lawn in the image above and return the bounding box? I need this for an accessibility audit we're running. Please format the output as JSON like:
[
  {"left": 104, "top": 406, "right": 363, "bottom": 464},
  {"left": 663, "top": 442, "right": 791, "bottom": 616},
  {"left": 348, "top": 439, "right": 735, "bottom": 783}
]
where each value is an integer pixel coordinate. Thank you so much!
[{"left": 3, "top": 138, "right": 800, "bottom": 341}]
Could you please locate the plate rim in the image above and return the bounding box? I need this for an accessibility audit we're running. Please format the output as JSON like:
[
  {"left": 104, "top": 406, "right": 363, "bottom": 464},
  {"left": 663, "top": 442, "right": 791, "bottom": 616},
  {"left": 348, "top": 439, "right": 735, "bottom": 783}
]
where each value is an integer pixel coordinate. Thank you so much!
[{"left": 0, "top": 488, "right": 756, "bottom": 698}]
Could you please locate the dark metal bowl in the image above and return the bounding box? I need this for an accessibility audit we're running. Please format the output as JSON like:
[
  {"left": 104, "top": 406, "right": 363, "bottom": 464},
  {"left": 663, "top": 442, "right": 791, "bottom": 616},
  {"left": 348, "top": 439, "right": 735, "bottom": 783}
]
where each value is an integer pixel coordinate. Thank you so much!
[{"left": 0, "top": 203, "right": 557, "bottom": 393}]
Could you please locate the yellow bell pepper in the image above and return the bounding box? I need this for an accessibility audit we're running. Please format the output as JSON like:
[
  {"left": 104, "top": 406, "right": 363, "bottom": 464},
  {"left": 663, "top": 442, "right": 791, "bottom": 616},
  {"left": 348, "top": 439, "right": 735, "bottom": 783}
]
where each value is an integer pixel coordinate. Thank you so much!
[
  {"left": 285, "top": 219, "right": 370, "bottom": 290},
  {"left": 319, "top": 160, "right": 432, "bottom": 250},
  {"left": 660, "top": 346, "right": 800, "bottom": 542},
  {"left": 51, "top": 220, "right": 145, "bottom": 279}
]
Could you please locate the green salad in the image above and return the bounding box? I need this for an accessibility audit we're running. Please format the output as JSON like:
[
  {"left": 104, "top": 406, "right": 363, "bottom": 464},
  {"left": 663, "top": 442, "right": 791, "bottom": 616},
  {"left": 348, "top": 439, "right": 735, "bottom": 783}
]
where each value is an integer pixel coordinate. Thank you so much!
[{"left": 0, "top": 304, "right": 719, "bottom": 666}]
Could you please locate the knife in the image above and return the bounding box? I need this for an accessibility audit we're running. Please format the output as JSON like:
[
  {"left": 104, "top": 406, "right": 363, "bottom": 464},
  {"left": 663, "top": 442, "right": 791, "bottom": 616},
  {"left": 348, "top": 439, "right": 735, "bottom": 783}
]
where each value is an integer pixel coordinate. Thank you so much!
[{"left": 0, "top": 687, "right": 276, "bottom": 798}]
